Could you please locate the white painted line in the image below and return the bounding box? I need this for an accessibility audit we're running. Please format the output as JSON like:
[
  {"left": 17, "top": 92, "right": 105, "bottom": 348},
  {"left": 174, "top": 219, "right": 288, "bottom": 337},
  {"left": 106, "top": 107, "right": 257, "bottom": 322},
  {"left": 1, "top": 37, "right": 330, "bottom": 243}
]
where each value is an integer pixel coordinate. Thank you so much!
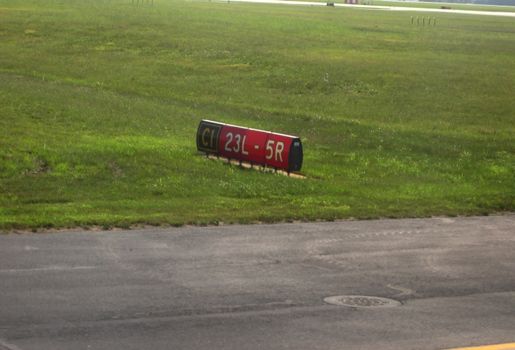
[
  {"left": 379, "top": 0, "right": 511, "bottom": 9},
  {"left": 219, "top": 0, "right": 325, "bottom": 6},
  {"left": 0, "top": 266, "right": 98, "bottom": 273},
  {"left": 216, "top": 0, "right": 515, "bottom": 18},
  {"left": 344, "top": 4, "right": 515, "bottom": 18}
]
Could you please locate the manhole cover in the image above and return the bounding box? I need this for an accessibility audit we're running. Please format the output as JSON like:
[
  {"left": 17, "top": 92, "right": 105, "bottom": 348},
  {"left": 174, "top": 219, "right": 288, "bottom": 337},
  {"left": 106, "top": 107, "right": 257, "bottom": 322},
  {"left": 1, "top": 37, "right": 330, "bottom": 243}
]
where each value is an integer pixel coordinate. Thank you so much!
[{"left": 324, "top": 295, "right": 401, "bottom": 308}]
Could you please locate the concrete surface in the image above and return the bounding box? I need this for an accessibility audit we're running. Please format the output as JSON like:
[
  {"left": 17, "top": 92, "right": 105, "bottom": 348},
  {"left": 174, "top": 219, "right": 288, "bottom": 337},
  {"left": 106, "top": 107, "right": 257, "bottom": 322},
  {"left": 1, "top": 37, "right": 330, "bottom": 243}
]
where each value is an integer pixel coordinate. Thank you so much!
[{"left": 216, "top": 0, "right": 515, "bottom": 18}]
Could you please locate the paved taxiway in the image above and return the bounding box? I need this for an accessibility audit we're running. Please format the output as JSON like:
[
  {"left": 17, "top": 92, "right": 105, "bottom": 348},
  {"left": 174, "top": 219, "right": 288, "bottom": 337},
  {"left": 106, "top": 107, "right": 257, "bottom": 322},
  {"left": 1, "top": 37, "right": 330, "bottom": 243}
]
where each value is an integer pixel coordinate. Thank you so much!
[{"left": 1, "top": 215, "right": 514, "bottom": 349}]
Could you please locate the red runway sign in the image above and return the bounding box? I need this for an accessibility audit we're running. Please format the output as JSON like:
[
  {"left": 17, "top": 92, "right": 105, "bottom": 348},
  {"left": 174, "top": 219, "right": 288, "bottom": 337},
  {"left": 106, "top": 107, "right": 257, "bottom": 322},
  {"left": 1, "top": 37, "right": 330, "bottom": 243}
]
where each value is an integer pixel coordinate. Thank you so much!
[{"left": 196, "top": 120, "right": 303, "bottom": 173}]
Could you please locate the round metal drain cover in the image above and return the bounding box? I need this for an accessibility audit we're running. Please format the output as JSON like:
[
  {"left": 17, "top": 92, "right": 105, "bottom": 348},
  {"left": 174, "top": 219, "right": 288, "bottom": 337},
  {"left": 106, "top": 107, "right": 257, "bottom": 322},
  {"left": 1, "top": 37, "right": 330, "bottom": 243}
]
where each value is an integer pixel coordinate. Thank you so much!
[{"left": 324, "top": 295, "right": 401, "bottom": 308}]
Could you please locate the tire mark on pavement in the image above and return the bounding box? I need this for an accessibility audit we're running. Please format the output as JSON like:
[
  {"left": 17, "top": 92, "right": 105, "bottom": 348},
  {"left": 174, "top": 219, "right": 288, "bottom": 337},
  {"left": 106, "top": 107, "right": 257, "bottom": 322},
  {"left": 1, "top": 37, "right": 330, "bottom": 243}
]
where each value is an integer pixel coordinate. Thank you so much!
[
  {"left": 0, "top": 266, "right": 97, "bottom": 274},
  {"left": 387, "top": 284, "right": 416, "bottom": 298},
  {"left": 305, "top": 229, "right": 432, "bottom": 269},
  {"left": 0, "top": 339, "right": 23, "bottom": 350}
]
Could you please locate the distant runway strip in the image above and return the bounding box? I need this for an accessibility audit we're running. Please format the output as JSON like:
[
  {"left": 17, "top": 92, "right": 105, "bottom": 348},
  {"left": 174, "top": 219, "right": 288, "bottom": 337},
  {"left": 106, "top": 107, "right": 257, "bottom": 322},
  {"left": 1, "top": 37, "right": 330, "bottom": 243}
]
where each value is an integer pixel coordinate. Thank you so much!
[{"left": 217, "top": 0, "right": 515, "bottom": 18}]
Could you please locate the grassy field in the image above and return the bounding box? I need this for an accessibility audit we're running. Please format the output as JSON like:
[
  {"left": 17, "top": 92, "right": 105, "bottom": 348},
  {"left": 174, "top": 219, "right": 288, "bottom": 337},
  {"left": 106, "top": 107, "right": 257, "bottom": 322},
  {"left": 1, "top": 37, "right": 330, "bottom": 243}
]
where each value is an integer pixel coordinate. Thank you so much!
[{"left": 1, "top": 0, "right": 514, "bottom": 230}]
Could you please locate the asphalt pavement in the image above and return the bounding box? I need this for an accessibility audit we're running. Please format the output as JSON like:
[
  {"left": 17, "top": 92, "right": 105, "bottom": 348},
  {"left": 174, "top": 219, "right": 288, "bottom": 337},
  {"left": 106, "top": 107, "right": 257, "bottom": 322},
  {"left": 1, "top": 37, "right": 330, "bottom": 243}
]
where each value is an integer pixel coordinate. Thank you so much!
[{"left": 1, "top": 215, "right": 514, "bottom": 350}]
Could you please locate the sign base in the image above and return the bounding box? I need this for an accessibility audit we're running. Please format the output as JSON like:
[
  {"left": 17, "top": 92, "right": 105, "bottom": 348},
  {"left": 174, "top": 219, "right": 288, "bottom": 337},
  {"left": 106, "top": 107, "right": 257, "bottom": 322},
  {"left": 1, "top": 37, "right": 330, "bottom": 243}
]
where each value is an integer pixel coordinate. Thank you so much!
[{"left": 202, "top": 153, "right": 306, "bottom": 179}]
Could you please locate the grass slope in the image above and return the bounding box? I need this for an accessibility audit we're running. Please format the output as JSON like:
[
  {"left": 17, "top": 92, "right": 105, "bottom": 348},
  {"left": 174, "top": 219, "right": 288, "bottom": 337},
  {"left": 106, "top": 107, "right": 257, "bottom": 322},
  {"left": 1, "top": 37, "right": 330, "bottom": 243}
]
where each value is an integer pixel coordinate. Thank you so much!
[{"left": 0, "top": 0, "right": 514, "bottom": 230}]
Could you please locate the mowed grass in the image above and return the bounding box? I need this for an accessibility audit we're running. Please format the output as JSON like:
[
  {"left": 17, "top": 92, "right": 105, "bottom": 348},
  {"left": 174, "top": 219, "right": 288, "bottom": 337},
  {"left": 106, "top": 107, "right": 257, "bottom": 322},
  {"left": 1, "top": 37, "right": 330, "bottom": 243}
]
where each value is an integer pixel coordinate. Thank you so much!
[{"left": 0, "top": 0, "right": 514, "bottom": 230}]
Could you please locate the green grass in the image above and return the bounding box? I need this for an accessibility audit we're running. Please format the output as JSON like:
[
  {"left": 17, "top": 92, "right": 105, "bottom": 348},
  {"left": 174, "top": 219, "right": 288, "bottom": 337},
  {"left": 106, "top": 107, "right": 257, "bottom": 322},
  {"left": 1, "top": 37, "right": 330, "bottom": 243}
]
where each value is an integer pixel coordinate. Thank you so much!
[{"left": 1, "top": 0, "right": 514, "bottom": 230}]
